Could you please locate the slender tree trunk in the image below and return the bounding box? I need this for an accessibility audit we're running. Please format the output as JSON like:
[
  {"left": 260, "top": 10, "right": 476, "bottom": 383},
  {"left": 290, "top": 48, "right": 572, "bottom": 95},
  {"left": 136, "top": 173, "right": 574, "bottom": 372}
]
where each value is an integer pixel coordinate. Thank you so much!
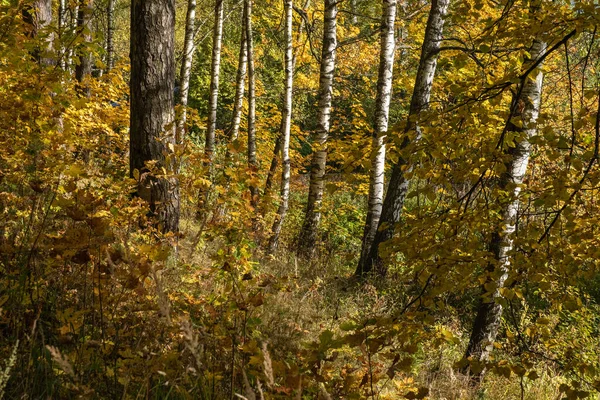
[
  {"left": 267, "top": 0, "right": 294, "bottom": 253},
  {"left": 177, "top": 0, "right": 197, "bottom": 143},
  {"left": 357, "top": 0, "right": 449, "bottom": 276},
  {"left": 245, "top": 0, "right": 258, "bottom": 207},
  {"left": 296, "top": 0, "right": 338, "bottom": 259},
  {"left": 227, "top": 7, "right": 248, "bottom": 145},
  {"left": 464, "top": 38, "right": 546, "bottom": 369},
  {"left": 264, "top": 129, "right": 283, "bottom": 195},
  {"left": 205, "top": 0, "right": 225, "bottom": 163},
  {"left": 130, "top": 0, "right": 179, "bottom": 234},
  {"left": 58, "top": 0, "right": 67, "bottom": 69},
  {"left": 357, "top": 0, "right": 397, "bottom": 275},
  {"left": 75, "top": 0, "right": 93, "bottom": 97},
  {"left": 106, "top": 0, "right": 115, "bottom": 72},
  {"left": 263, "top": 0, "right": 310, "bottom": 196}
]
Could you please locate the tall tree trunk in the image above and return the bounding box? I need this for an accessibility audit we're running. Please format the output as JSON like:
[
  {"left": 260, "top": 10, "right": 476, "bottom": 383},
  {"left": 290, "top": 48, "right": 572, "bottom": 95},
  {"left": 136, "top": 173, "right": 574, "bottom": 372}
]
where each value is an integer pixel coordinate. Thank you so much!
[
  {"left": 226, "top": 7, "right": 248, "bottom": 145},
  {"left": 356, "top": 0, "right": 449, "bottom": 276},
  {"left": 58, "top": 0, "right": 67, "bottom": 69},
  {"left": 75, "top": 0, "right": 93, "bottom": 97},
  {"left": 267, "top": 0, "right": 294, "bottom": 253},
  {"left": 106, "top": 0, "right": 115, "bottom": 72},
  {"left": 205, "top": 0, "right": 225, "bottom": 163},
  {"left": 263, "top": 0, "right": 310, "bottom": 196},
  {"left": 464, "top": 38, "right": 546, "bottom": 369},
  {"left": 130, "top": 0, "right": 179, "bottom": 234},
  {"left": 357, "top": 0, "right": 397, "bottom": 275},
  {"left": 245, "top": 0, "right": 258, "bottom": 207},
  {"left": 350, "top": 0, "right": 358, "bottom": 24},
  {"left": 296, "top": 0, "right": 338, "bottom": 259},
  {"left": 24, "top": 0, "right": 53, "bottom": 65},
  {"left": 177, "top": 0, "right": 197, "bottom": 143}
]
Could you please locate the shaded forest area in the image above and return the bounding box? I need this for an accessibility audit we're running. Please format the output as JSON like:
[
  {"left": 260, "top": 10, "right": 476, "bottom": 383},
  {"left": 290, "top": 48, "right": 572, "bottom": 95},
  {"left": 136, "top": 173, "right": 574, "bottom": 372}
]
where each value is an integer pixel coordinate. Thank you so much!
[{"left": 1, "top": 0, "right": 600, "bottom": 398}]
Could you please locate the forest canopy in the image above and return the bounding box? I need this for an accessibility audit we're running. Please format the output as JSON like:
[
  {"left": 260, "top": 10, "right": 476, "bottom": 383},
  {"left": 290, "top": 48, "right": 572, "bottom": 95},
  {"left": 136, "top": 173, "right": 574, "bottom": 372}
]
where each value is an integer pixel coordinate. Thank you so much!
[{"left": 1, "top": 0, "right": 600, "bottom": 399}]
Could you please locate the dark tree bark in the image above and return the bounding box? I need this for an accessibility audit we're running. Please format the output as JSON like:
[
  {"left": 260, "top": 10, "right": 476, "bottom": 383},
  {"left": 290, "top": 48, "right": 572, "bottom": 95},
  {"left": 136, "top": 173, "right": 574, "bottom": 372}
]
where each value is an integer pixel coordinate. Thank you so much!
[{"left": 130, "top": 0, "right": 180, "bottom": 234}]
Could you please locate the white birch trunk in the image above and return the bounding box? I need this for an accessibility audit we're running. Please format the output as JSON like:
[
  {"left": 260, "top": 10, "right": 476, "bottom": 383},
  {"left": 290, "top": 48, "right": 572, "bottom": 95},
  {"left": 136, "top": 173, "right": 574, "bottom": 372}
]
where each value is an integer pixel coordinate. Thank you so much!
[
  {"left": 268, "top": 0, "right": 294, "bottom": 253},
  {"left": 227, "top": 8, "right": 248, "bottom": 143},
  {"left": 358, "top": 0, "right": 449, "bottom": 275},
  {"left": 297, "top": 0, "right": 338, "bottom": 258},
  {"left": 246, "top": 0, "right": 258, "bottom": 206},
  {"left": 205, "top": 0, "right": 225, "bottom": 162},
  {"left": 177, "top": 0, "right": 197, "bottom": 143},
  {"left": 358, "top": 0, "right": 397, "bottom": 274},
  {"left": 464, "top": 38, "right": 547, "bottom": 366}
]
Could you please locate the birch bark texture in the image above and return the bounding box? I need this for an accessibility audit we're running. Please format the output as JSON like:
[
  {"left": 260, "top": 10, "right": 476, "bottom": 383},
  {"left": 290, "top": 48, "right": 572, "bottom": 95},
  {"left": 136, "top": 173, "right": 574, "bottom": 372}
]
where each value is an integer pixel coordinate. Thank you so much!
[
  {"left": 205, "top": 0, "right": 225, "bottom": 163},
  {"left": 177, "top": 0, "right": 197, "bottom": 143},
  {"left": 464, "top": 38, "right": 547, "bottom": 367},
  {"left": 356, "top": 0, "right": 449, "bottom": 276},
  {"left": 227, "top": 7, "right": 248, "bottom": 144},
  {"left": 267, "top": 0, "right": 294, "bottom": 253},
  {"left": 358, "top": 0, "right": 397, "bottom": 275},
  {"left": 264, "top": 0, "right": 310, "bottom": 196},
  {"left": 130, "top": 0, "right": 180, "bottom": 233},
  {"left": 296, "top": 0, "right": 338, "bottom": 258},
  {"left": 245, "top": 0, "right": 259, "bottom": 206}
]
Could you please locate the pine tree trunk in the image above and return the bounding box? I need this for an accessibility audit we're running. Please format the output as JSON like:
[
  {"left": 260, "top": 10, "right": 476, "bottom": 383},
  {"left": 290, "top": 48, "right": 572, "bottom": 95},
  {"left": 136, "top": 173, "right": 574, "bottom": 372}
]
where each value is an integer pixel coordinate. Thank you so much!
[
  {"left": 267, "top": 0, "right": 294, "bottom": 253},
  {"left": 205, "top": 0, "right": 225, "bottom": 163},
  {"left": 227, "top": 8, "right": 248, "bottom": 144},
  {"left": 245, "top": 0, "right": 258, "bottom": 207},
  {"left": 177, "top": 0, "right": 197, "bottom": 143},
  {"left": 130, "top": 0, "right": 180, "bottom": 234},
  {"left": 75, "top": 0, "right": 93, "bottom": 97},
  {"left": 464, "top": 38, "right": 546, "bottom": 369},
  {"left": 357, "top": 0, "right": 397, "bottom": 276},
  {"left": 296, "top": 0, "right": 338, "bottom": 259},
  {"left": 357, "top": 0, "right": 449, "bottom": 276},
  {"left": 106, "top": 0, "right": 115, "bottom": 72}
]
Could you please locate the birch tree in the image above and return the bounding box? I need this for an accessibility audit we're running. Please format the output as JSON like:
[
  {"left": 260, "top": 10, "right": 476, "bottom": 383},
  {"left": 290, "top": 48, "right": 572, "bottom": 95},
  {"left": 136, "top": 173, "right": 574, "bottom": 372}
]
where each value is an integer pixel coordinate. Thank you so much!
[
  {"left": 356, "top": 0, "right": 449, "bottom": 276},
  {"left": 130, "top": 0, "right": 179, "bottom": 233},
  {"left": 245, "top": 0, "right": 258, "bottom": 206},
  {"left": 267, "top": 0, "right": 294, "bottom": 253},
  {"left": 296, "top": 0, "right": 338, "bottom": 259},
  {"left": 177, "top": 0, "right": 197, "bottom": 143},
  {"left": 227, "top": 6, "right": 248, "bottom": 145},
  {"left": 264, "top": 0, "right": 310, "bottom": 196},
  {"left": 357, "top": 0, "right": 397, "bottom": 275},
  {"left": 464, "top": 38, "right": 547, "bottom": 368},
  {"left": 205, "top": 0, "right": 225, "bottom": 163}
]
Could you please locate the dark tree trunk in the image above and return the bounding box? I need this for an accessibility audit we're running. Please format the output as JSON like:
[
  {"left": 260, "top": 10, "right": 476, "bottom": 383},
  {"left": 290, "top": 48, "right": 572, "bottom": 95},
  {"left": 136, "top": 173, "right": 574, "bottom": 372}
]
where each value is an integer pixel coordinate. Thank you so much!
[{"left": 130, "top": 0, "right": 180, "bottom": 234}]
